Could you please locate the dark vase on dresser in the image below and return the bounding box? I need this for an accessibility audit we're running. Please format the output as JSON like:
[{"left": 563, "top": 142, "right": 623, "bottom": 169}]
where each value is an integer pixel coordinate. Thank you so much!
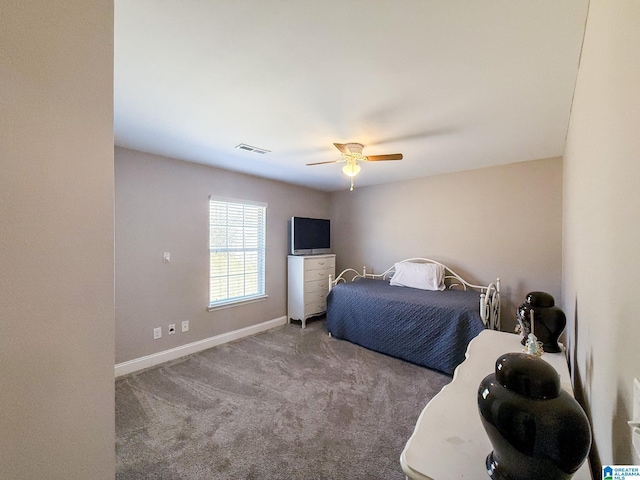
[
  {"left": 517, "top": 291, "right": 566, "bottom": 353},
  {"left": 477, "top": 353, "right": 591, "bottom": 480}
]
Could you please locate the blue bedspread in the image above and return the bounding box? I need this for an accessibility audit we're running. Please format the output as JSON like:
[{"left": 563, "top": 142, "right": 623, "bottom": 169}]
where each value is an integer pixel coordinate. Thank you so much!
[{"left": 326, "top": 278, "right": 485, "bottom": 375}]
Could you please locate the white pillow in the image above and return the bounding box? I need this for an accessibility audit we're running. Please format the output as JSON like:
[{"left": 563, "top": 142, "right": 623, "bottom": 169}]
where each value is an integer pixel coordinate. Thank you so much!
[{"left": 389, "top": 262, "right": 445, "bottom": 291}]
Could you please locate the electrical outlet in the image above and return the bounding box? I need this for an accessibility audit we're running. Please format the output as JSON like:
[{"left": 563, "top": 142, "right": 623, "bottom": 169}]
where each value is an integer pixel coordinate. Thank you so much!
[
  {"left": 163, "top": 252, "right": 170, "bottom": 263},
  {"left": 181, "top": 320, "right": 189, "bottom": 332},
  {"left": 153, "top": 327, "right": 162, "bottom": 340},
  {"left": 168, "top": 324, "right": 176, "bottom": 335}
]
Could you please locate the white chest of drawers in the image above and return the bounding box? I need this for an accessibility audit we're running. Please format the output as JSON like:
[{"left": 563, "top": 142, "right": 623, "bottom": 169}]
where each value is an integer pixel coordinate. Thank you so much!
[{"left": 287, "top": 254, "right": 335, "bottom": 328}]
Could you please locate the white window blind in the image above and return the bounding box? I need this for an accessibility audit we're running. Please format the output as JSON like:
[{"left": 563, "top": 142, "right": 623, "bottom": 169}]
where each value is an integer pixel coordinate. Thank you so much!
[{"left": 209, "top": 197, "right": 266, "bottom": 308}]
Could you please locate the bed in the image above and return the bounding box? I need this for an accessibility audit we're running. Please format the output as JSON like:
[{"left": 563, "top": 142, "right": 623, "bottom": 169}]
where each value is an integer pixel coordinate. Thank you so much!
[{"left": 325, "top": 258, "right": 501, "bottom": 375}]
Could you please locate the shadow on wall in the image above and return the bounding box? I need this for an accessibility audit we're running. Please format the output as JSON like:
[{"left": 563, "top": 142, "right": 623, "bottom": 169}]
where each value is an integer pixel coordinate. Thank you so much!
[
  {"left": 500, "top": 284, "right": 515, "bottom": 333},
  {"left": 570, "top": 297, "right": 601, "bottom": 474}
]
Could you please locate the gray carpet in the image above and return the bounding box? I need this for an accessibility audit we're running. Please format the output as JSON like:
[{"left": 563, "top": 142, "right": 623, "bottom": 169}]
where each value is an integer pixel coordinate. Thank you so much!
[{"left": 116, "top": 319, "right": 451, "bottom": 479}]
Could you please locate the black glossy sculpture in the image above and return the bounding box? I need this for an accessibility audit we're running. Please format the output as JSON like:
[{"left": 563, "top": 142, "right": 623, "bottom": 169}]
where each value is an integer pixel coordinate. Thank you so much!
[
  {"left": 517, "top": 291, "right": 566, "bottom": 353},
  {"left": 478, "top": 353, "right": 591, "bottom": 480}
]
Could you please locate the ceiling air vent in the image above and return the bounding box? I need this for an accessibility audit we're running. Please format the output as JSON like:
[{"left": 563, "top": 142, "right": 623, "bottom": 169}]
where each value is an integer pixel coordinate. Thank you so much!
[{"left": 234, "top": 143, "right": 270, "bottom": 154}]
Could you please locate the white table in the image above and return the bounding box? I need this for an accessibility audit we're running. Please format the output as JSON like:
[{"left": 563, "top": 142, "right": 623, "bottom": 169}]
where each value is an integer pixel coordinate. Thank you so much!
[{"left": 400, "top": 330, "right": 591, "bottom": 479}]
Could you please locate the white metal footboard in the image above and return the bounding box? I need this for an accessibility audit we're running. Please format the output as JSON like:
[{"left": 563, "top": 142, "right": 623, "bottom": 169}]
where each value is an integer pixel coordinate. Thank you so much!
[
  {"left": 328, "top": 267, "right": 366, "bottom": 292},
  {"left": 480, "top": 279, "right": 501, "bottom": 330}
]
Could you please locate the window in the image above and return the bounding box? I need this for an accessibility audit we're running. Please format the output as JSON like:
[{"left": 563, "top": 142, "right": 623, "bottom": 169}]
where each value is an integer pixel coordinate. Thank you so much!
[{"left": 208, "top": 196, "right": 267, "bottom": 308}]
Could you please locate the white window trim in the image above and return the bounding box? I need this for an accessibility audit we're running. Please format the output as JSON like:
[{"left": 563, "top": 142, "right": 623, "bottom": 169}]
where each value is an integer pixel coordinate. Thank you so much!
[
  {"left": 208, "top": 196, "right": 267, "bottom": 309},
  {"left": 207, "top": 294, "right": 269, "bottom": 312}
]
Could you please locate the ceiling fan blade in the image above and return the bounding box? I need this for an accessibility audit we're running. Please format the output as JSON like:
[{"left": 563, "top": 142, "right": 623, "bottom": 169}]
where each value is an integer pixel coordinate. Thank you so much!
[
  {"left": 365, "top": 154, "right": 403, "bottom": 161},
  {"left": 306, "top": 160, "right": 342, "bottom": 166},
  {"left": 333, "top": 143, "right": 351, "bottom": 154}
]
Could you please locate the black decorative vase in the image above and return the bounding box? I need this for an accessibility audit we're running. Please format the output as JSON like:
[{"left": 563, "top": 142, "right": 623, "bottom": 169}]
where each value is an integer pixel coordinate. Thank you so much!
[
  {"left": 477, "top": 353, "right": 591, "bottom": 480},
  {"left": 517, "top": 291, "right": 566, "bottom": 353}
]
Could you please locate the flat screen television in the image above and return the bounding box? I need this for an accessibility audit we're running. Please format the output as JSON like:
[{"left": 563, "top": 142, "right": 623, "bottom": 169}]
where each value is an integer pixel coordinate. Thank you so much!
[{"left": 290, "top": 217, "right": 331, "bottom": 255}]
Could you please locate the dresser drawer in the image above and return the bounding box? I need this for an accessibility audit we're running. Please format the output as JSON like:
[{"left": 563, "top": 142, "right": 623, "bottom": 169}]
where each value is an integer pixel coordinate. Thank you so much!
[
  {"left": 305, "top": 299, "right": 327, "bottom": 316},
  {"left": 304, "top": 267, "right": 333, "bottom": 282},
  {"left": 304, "top": 256, "right": 335, "bottom": 271},
  {"left": 304, "top": 278, "right": 329, "bottom": 294},
  {"left": 304, "top": 289, "right": 328, "bottom": 304}
]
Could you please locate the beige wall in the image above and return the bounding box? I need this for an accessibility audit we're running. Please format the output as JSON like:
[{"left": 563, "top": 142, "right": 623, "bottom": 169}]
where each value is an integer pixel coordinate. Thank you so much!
[
  {"left": 330, "top": 157, "right": 564, "bottom": 332},
  {"left": 0, "top": 1, "right": 115, "bottom": 478},
  {"left": 115, "top": 147, "right": 331, "bottom": 363},
  {"left": 563, "top": 0, "right": 640, "bottom": 468}
]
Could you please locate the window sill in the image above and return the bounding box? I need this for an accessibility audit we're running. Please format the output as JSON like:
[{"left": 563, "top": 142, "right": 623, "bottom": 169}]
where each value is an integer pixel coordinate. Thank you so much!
[{"left": 207, "top": 294, "right": 268, "bottom": 312}]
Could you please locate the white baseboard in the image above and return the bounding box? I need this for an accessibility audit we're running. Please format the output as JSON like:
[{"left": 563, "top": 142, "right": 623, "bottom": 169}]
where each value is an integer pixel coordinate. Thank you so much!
[{"left": 115, "top": 316, "right": 288, "bottom": 377}]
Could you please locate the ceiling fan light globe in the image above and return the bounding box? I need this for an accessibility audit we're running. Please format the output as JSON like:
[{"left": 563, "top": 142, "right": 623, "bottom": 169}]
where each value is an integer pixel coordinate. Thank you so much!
[{"left": 342, "top": 163, "right": 361, "bottom": 177}]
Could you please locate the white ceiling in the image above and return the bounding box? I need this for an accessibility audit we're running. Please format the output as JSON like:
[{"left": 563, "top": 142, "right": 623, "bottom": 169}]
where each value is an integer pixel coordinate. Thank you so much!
[{"left": 114, "top": 1, "right": 589, "bottom": 192}]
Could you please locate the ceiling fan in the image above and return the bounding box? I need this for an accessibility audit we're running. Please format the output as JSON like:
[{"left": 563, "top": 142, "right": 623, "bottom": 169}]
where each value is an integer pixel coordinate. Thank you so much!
[{"left": 306, "top": 143, "right": 403, "bottom": 191}]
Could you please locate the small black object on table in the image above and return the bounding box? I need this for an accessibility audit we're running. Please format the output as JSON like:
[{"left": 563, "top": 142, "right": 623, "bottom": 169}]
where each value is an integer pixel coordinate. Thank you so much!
[{"left": 517, "top": 291, "right": 566, "bottom": 353}]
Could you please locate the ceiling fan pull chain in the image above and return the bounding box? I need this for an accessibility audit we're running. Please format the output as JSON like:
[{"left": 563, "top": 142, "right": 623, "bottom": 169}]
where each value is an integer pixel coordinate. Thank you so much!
[{"left": 350, "top": 177, "right": 354, "bottom": 191}]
